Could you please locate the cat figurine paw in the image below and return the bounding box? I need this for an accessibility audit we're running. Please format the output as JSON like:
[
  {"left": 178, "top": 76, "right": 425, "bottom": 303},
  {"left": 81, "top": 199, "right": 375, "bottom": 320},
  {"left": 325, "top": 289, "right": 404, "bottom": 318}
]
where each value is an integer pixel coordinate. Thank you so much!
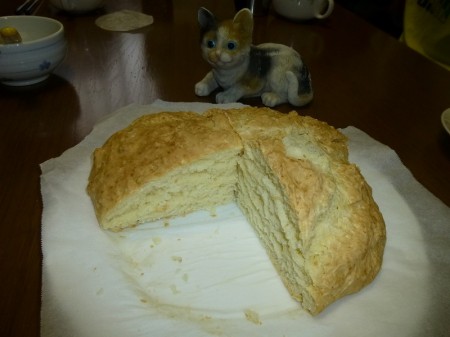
[
  {"left": 194, "top": 81, "right": 211, "bottom": 97},
  {"left": 194, "top": 7, "right": 313, "bottom": 107}
]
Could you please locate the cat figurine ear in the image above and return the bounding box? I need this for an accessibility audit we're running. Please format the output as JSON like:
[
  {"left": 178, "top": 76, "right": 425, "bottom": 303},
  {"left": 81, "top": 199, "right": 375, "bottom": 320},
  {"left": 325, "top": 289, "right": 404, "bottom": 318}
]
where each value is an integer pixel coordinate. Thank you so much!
[
  {"left": 233, "top": 8, "right": 254, "bottom": 39},
  {"left": 198, "top": 7, "right": 253, "bottom": 35},
  {"left": 198, "top": 7, "right": 217, "bottom": 32}
]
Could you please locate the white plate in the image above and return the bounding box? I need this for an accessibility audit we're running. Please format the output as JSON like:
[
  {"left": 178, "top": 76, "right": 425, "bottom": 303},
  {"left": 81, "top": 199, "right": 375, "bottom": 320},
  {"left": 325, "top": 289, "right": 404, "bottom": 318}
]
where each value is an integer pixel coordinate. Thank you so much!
[
  {"left": 441, "top": 108, "right": 450, "bottom": 135},
  {"left": 40, "top": 101, "right": 440, "bottom": 337}
]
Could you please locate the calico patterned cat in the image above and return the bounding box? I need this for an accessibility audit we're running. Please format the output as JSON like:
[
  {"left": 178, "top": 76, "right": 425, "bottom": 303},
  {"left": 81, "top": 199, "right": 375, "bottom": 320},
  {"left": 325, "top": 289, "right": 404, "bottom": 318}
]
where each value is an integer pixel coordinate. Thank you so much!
[{"left": 195, "top": 7, "right": 313, "bottom": 107}]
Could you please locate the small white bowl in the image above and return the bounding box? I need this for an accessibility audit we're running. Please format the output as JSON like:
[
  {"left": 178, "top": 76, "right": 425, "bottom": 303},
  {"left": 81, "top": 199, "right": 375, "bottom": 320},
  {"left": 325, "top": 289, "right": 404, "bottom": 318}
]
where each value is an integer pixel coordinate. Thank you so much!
[{"left": 0, "top": 16, "right": 67, "bottom": 86}]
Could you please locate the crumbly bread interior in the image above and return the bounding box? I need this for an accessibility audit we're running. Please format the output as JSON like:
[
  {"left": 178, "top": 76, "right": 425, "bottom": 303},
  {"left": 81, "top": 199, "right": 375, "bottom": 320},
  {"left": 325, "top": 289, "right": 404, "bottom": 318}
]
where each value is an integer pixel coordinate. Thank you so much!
[
  {"left": 236, "top": 136, "right": 384, "bottom": 314},
  {"left": 237, "top": 142, "right": 314, "bottom": 308},
  {"left": 87, "top": 107, "right": 386, "bottom": 315},
  {"left": 102, "top": 148, "right": 240, "bottom": 230}
]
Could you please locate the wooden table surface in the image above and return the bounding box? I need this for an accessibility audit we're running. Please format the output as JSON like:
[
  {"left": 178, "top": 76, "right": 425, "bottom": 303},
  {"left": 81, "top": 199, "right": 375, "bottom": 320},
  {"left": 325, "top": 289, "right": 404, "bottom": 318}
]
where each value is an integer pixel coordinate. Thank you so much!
[{"left": 1, "top": 0, "right": 449, "bottom": 336}]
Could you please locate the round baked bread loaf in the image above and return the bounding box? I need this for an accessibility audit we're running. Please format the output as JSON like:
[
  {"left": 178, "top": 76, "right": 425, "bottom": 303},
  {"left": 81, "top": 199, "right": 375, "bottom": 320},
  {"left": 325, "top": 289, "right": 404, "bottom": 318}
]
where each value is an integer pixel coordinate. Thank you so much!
[{"left": 87, "top": 107, "right": 386, "bottom": 315}]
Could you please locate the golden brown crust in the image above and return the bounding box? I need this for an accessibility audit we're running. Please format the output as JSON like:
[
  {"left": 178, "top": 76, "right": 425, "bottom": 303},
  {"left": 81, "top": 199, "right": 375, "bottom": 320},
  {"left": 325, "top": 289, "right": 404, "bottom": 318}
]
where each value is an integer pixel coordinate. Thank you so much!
[{"left": 87, "top": 111, "right": 241, "bottom": 226}]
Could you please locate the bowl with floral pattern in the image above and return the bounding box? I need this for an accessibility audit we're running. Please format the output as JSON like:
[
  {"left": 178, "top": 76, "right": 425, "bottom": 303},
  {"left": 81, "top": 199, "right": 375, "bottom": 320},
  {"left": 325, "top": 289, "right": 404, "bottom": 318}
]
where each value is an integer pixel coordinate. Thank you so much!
[{"left": 0, "top": 16, "right": 67, "bottom": 86}]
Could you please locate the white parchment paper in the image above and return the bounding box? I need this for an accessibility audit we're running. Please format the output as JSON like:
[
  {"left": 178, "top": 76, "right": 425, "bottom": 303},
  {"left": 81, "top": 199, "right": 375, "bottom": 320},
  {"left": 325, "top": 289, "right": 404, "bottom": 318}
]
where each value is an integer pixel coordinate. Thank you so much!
[{"left": 40, "top": 100, "right": 450, "bottom": 337}]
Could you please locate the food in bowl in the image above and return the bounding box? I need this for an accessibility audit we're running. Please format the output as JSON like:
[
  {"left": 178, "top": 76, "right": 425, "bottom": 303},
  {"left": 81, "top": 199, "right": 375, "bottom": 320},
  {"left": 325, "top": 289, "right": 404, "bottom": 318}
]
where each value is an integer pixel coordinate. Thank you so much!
[{"left": 0, "top": 27, "right": 22, "bottom": 44}]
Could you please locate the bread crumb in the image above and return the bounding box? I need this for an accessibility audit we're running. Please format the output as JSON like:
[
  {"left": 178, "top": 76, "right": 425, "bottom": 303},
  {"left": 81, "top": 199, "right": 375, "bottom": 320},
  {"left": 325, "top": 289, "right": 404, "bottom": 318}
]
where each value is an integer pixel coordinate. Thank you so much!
[
  {"left": 244, "top": 309, "right": 262, "bottom": 325},
  {"left": 171, "top": 256, "right": 183, "bottom": 263},
  {"left": 150, "top": 237, "right": 162, "bottom": 248},
  {"left": 209, "top": 207, "right": 217, "bottom": 217}
]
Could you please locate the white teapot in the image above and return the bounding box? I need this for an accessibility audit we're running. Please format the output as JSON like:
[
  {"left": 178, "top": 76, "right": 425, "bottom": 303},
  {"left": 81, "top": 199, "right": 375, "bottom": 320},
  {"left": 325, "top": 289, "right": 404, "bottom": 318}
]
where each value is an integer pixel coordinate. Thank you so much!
[
  {"left": 49, "top": 0, "right": 105, "bottom": 13},
  {"left": 273, "top": 0, "right": 334, "bottom": 20}
]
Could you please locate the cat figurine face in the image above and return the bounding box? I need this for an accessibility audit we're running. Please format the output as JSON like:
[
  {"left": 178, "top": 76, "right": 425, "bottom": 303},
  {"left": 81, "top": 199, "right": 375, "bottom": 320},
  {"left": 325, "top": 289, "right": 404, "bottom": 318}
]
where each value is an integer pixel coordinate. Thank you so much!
[
  {"left": 199, "top": 7, "right": 253, "bottom": 70},
  {"left": 195, "top": 7, "right": 313, "bottom": 107}
]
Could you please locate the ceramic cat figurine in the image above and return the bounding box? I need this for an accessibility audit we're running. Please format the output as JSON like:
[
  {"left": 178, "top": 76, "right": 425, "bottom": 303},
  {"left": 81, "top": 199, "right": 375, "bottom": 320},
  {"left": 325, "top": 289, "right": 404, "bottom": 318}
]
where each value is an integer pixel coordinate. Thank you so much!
[{"left": 195, "top": 7, "right": 313, "bottom": 107}]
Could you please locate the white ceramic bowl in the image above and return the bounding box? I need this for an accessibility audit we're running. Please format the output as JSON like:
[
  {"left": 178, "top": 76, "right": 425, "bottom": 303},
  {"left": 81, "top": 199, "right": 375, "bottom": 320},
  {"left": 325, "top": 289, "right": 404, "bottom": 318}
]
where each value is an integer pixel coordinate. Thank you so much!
[{"left": 0, "top": 16, "right": 67, "bottom": 86}]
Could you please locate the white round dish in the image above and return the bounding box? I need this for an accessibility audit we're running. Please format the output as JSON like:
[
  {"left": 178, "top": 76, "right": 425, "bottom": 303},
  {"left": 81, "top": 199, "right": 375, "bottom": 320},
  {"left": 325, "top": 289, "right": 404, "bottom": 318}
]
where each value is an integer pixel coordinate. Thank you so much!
[
  {"left": 40, "top": 102, "right": 434, "bottom": 337},
  {"left": 0, "top": 16, "right": 67, "bottom": 86},
  {"left": 441, "top": 108, "right": 450, "bottom": 135}
]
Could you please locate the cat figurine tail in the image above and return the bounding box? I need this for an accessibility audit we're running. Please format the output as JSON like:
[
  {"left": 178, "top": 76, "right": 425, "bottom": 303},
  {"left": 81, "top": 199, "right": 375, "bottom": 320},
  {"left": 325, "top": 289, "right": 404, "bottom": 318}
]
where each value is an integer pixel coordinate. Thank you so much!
[{"left": 195, "top": 7, "right": 313, "bottom": 107}]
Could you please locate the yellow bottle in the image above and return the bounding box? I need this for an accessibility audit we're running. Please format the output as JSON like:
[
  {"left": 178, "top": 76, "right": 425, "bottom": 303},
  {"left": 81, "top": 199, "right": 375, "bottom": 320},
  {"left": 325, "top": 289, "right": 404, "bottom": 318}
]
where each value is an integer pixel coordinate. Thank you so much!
[{"left": 402, "top": 0, "right": 450, "bottom": 70}]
